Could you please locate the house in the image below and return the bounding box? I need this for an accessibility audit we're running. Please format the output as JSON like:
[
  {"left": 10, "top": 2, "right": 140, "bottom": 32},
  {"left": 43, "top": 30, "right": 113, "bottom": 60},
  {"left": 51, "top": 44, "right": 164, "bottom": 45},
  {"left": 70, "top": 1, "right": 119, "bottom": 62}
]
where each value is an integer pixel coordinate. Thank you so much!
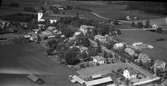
[
  {"left": 79, "top": 25, "right": 94, "bottom": 36},
  {"left": 84, "top": 76, "right": 113, "bottom": 86},
  {"left": 124, "top": 47, "right": 136, "bottom": 57},
  {"left": 153, "top": 59, "right": 166, "bottom": 72},
  {"left": 91, "top": 74, "right": 103, "bottom": 79},
  {"left": 132, "top": 76, "right": 160, "bottom": 86},
  {"left": 92, "top": 56, "right": 105, "bottom": 65},
  {"left": 89, "top": 39, "right": 98, "bottom": 48},
  {"left": 123, "top": 69, "right": 131, "bottom": 79},
  {"left": 47, "top": 26, "right": 56, "bottom": 31},
  {"left": 37, "top": 12, "right": 45, "bottom": 22},
  {"left": 136, "top": 53, "right": 151, "bottom": 64},
  {"left": 94, "top": 35, "right": 107, "bottom": 44},
  {"left": 50, "top": 4, "right": 64, "bottom": 10},
  {"left": 69, "top": 75, "right": 86, "bottom": 84},
  {"left": 76, "top": 46, "right": 88, "bottom": 54},
  {"left": 113, "top": 42, "right": 125, "bottom": 50},
  {"left": 132, "top": 42, "right": 154, "bottom": 49}
]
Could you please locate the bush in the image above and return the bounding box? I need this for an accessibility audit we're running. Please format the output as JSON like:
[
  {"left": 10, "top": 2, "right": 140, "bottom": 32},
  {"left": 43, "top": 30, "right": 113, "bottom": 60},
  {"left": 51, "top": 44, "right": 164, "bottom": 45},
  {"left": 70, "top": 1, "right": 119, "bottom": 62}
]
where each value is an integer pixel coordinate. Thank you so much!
[
  {"left": 113, "top": 20, "right": 120, "bottom": 25},
  {"left": 64, "top": 48, "right": 80, "bottom": 65},
  {"left": 47, "top": 38, "right": 59, "bottom": 49},
  {"left": 144, "top": 20, "right": 151, "bottom": 28},
  {"left": 46, "top": 48, "right": 56, "bottom": 55},
  {"left": 131, "top": 21, "right": 136, "bottom": 27},
  {"left": 157, "top": 27, "right": 163, "bottom": 33},
  {"left": 136, "top": 22, "right": 144, "bottom": 28},
  {"left": 116, "top": 29, "right": 122, "bottom": 35}
]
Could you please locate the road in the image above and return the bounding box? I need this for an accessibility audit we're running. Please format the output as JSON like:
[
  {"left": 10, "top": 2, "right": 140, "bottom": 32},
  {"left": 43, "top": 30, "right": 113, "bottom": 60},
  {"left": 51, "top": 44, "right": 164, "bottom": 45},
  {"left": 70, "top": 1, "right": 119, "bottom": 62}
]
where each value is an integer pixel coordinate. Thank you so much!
[
  {"left": 90, "top": 12, "right": 109, "bottom": 20},
  {"left": 0, "top": 42, "right": 76, "bottom": 86}
]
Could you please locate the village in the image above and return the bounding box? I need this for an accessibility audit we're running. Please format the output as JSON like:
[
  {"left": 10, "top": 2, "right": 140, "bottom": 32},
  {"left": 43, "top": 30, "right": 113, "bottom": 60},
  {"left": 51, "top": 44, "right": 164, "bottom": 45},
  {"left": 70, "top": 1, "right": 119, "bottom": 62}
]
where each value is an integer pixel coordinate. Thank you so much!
[{"left": 0, "top": 1, "right": 167, "bottom": 86}]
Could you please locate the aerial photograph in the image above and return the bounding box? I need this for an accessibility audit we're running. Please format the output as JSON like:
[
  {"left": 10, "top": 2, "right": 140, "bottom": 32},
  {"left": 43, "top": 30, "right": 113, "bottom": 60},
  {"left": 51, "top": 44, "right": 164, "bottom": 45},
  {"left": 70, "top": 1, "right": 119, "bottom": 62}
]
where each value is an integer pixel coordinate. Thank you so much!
[{"left": 0, "top": 0, "right": 167, "bottom": 86}]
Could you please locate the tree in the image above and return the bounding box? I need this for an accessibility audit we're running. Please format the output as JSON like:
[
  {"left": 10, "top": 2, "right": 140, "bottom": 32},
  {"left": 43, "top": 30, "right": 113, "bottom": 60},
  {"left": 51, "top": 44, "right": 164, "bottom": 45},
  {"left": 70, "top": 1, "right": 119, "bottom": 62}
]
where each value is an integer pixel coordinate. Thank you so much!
[
  {"left": 64, "top": 47, "right": 80, "bottom": 65},
  {"left": 116, "top": 29, "right": 122, "bottom": 35},
  {"left": 75, "top": 34, "right": 90, "bottom": 47},
  {"left": 157, "top": 27, "right": 163, "bottom": 33},
  {"left": 47, "top": 39, "right": 58, "bottom": 49},
  {"left": 137, "top": 22, "right": 144, "bottom": 28},
  {"left": 144, "top": 20, "right": 151, "bottom": 28},
  {"left": 131, "top": 21, "right": 136, "bottom": 27},
  {"left": 0, "top": 0, "right": 2, "bottom": 8}
]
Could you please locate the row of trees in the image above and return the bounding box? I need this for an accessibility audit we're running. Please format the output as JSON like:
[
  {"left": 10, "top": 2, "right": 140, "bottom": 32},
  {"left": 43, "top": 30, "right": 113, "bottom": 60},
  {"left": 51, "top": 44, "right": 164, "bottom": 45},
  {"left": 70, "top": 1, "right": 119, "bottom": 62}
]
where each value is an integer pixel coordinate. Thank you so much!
[{"left": 131, "top": 20, "right": 151, "bottom": 28}]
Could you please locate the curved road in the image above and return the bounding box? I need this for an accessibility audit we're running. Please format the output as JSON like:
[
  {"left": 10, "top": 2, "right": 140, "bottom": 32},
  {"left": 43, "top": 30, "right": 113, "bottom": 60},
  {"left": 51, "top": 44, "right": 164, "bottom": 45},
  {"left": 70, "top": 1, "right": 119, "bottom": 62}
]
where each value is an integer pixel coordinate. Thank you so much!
[{"left": 90, "top": 12, "right": 109, "bottom": 20}]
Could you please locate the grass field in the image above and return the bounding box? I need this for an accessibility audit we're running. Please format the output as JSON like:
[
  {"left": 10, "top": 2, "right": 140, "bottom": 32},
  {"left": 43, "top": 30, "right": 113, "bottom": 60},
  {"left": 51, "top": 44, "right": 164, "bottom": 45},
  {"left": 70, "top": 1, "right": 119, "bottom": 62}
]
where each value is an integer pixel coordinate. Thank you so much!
[
  {"left": 1, "top": 1, "right": 164, "bottom": 21},
  {"left": 0, "top": 40, "right": 76, "bottom": 86},
  {"left": 69, "top": 1, "right": 164, "bottom": 19}
]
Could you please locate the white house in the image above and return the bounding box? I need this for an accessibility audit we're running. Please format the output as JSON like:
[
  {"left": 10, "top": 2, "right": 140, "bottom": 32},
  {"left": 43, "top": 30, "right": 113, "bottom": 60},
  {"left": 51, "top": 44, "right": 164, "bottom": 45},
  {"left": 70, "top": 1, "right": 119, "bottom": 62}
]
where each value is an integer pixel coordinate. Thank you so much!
[
  {"left": 123, "top": 69, "right": 131, "bottom": 79},
  {"left": 37, "top": 12, "right": 45, "bottom": 22},
  {"left": 69, "top": 75, "right": 86, "bottom": 84},
  {"left": 124, "top": 47, "right": 136, "bottom": 56},
  {"left": 49, "top": 19, "right": 57, "bottom": 24},
  {"left": 92, "top": 56, "right": 105, "bottom": 65},
  {"left": 113, "top": 42, "right": 125, "bottom": 50},
  {"left": 79, "top": 25, "right": 94, "bottom": 36},
  {"left": 153, "top": 59, "right": 166, "bottom": 73}
]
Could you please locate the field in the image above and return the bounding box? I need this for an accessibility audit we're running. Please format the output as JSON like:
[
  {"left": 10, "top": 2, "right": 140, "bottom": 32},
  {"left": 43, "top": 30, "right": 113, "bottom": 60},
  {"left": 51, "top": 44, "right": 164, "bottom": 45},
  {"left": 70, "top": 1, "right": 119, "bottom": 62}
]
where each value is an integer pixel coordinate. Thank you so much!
[
  {"left": 1, "top": 1, "right": 164, "bottom": 21},
  {"left": 0, "top": 1, "right": 167, "bottom": 85},
  {"left": 0, "top": 40, "right": 76, "bottom": 86},
  {"left": 68, "top": 1, "right": 164, "bottom": 19}
]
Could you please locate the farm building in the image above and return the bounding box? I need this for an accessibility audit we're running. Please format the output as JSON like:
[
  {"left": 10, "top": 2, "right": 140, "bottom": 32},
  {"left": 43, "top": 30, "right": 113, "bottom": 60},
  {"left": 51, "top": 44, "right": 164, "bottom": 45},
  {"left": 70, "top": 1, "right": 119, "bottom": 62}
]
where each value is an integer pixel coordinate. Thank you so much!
[{"left": 84, "top": 76, "right": 113, "bottom": 86}]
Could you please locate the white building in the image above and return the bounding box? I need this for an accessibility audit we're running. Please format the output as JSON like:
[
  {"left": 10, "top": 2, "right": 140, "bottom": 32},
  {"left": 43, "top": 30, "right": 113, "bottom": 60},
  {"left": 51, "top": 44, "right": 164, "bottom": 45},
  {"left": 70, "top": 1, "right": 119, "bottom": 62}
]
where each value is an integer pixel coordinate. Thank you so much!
[
  {"left": 123, "top": 69, "right": 131, "bottom": 79},
  {"left": 124, "top": 47, "right": 136, "bottom": 56},
  {"left": 69, "top": 75, "right": 86, "bottom": 84},
  {"left": 84, "top": 76, "right": 113, "bottom": 86},
  {"left": 92, "top": 56, "right": 105, "bottom": 65},
  {"left": 37, "top": 12, "right": 45, "bottom": 22},
  {"left": 113, "top": 42, "right": 125, "bottom": 50}
]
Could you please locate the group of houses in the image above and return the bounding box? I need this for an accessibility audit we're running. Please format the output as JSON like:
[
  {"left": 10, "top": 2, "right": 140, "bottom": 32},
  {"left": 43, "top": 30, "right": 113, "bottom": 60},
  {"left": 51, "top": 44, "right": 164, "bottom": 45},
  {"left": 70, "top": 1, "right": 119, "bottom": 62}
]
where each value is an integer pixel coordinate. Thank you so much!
[{"left": 20, "top": 3, "right": 167, "bottom": 86}]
